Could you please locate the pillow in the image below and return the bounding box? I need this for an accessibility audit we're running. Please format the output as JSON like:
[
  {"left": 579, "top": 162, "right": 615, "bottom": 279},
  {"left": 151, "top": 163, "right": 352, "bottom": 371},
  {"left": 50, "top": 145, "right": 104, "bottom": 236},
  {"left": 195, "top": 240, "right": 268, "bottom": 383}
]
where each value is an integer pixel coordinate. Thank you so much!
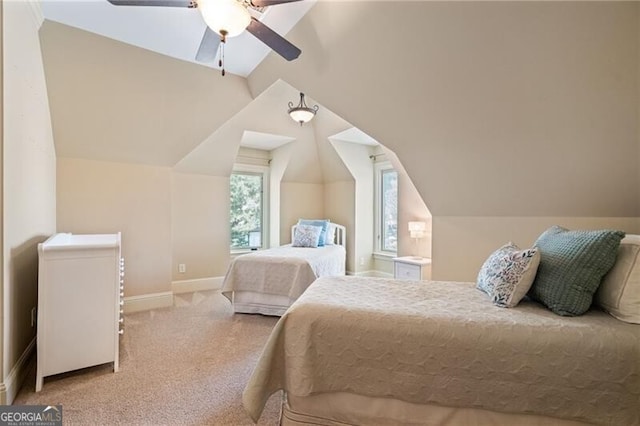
[
  {"left": 595, "top": 235, "right": 640, "bottom": 324},
  {"left": 298, "top": 219, "right": 329, "bottom": 246},
  {"left": 529, "top": 226, "right": 625, "bottom": 316},
  {"left": 292, "top": 225, "right": 322, "bottom": 248},
  {"left": 324, "top": 223, "right": 337, "bottom": 245},
  {"left": 476, "top": 242, "right": 541, "bottom": 308}
]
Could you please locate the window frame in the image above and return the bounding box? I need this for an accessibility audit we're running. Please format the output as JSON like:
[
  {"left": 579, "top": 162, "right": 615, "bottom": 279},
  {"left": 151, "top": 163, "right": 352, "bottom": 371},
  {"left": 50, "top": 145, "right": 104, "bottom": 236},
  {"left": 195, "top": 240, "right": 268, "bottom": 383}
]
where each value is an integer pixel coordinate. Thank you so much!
[
  {"left": 374, "top": 161, "right": 398, "bottom": 255},
  {"left": 230, "top": 163, "right": 270, "bottom": 253}
]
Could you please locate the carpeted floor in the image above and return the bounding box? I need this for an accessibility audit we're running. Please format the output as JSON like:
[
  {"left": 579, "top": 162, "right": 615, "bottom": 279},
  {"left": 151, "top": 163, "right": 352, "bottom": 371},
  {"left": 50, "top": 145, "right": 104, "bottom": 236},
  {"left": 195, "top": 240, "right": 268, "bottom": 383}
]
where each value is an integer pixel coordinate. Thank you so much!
[{"left": 14, "top": 291, "right": 282, "bottom": 425}]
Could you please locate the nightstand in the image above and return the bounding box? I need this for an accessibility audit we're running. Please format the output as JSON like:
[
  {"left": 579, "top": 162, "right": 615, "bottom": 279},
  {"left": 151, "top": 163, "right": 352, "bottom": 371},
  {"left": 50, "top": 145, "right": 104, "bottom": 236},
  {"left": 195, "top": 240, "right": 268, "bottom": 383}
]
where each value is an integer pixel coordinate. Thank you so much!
[{"left": 393, "top": 256, "right": 432, "bottom": 281}]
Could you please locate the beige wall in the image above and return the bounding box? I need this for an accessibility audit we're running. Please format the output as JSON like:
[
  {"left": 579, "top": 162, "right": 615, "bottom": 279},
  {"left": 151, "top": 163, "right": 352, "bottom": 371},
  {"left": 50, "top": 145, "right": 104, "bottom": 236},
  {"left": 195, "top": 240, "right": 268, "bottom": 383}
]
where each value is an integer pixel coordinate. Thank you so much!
[
  {"left": 281, "top": 136, "right": 323, "bottom": 184},
  {"left": 1, "top": 0, "right": 4, "bottom": 391},
  {"left": 40, "top": 20, "right": 251, "bottom": 168},
  {"left": 280, "top": 182, "right": 325, "bottom": 243},
  {"left": 324, "top": 180, "right": 355, "bottom": 273},
  {"left": 31, "top": 3, "right": 640, "bottom": 297},
  {"left": 250, "top": 1, "right": 640, "bottom": 279},
  {"left": 57, "top": 158, "right": 172, "bottom": 296},
  {"left": 329, "top": 140, "right": 374, "bottom": 274},
  {"left": 2, "top": 0, "right": 57, "bottom": 402},
  {"left": 385, "top": 148, "right": 432, "bottom": 260},
  {"left": 171, "top": 173, "right": 229, "bottom": 281},
  {"left": 57, "top": 152, "right": 337, "bottom": 294},
  {"left": 269, "top": 143, "right": 293, "bottom": 247},
  {"left": 0, "top": 0, "right": 3, "bottom": 387},
  {"left": 433, "top": 217, "right": 640, "bottom": 282},
  {"left": 312, "top": 110, "right": 352, "bottom": 183},
  {"left": 251, "top": 2, "right": 640, "bottom": 218}
]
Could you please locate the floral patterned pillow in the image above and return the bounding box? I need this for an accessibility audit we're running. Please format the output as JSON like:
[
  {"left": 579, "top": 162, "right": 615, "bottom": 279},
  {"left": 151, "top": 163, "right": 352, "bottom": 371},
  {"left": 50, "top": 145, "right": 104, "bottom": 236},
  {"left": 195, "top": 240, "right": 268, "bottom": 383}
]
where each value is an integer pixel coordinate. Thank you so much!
[
  {"left": 292, "top": 224, "right": 323, "bottom": 248},
  {"left": 477, "top": 242, "right": 541, "bottom": 308}
]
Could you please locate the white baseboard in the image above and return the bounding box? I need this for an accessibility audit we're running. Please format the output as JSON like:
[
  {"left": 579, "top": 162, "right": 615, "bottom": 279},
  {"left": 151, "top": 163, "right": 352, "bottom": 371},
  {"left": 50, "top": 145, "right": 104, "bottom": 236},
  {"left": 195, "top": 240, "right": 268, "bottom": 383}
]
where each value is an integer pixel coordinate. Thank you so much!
[
  {"left": 124, "top": 277, "right": 224, "bottom": 313},
  {"left": 124, "top": 291, "right": 173, "bottom": 314},
  {"left": 171, "top": 276, "right": 224, "bottom": 294},
  {"left": 0, "top": 337, "right": 35, "bottom": 404},
  {"left": 350, "top": 270, "right": 394, "bottom": 278}
]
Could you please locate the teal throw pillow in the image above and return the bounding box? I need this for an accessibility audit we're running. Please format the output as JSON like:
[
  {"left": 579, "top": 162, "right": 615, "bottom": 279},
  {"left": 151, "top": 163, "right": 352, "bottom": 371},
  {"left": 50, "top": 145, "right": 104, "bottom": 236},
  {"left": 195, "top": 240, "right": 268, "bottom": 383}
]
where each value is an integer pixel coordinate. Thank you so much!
[{"left": 529, "top": 226, "right": 625, "bottom": 316}]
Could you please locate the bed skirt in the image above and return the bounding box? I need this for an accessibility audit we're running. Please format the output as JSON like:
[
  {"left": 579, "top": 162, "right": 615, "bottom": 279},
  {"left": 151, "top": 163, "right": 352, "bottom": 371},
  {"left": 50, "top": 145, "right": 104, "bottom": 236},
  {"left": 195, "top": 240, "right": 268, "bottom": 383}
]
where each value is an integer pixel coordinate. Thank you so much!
[
  {"left": 281, "top": 393, "right": 592, "bottom": 426},
  {"left": 232, "top": 291, "right": 292, "bottom": 316}
]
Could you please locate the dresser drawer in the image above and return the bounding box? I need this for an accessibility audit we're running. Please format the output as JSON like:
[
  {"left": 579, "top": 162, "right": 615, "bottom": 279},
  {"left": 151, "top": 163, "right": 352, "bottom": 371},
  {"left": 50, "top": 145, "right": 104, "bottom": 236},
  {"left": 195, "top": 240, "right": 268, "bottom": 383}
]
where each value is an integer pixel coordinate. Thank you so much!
[{"left": 395, "top": 262, "right": 422, "bottom": 280}]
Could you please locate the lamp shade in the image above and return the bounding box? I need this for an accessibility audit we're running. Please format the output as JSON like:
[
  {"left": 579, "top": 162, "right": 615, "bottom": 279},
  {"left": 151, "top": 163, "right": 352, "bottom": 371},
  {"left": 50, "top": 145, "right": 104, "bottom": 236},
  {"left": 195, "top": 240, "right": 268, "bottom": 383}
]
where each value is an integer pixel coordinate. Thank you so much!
[
  {"left": 289, "top": 109, "right": 315, "bottom": 123},
  {"left": 288, "top": 92, "right": 319, "bottom": 125},
  {"left": 408, "top": 221, "right": 426, "bottom": 238},
  {"left": 199, "top": 0, "right": 251, "bottom": 38}
]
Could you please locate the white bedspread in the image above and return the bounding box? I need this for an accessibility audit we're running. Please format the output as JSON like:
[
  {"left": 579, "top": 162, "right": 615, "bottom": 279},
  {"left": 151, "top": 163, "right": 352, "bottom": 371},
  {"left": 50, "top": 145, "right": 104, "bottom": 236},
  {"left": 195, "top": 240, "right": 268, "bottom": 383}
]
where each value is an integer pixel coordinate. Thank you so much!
[
  {"left": 221, "top": 245, "right": 345, "bottom": 302},
  {"left": 243, "top": 276, "right": 640, "bottom": 425}
]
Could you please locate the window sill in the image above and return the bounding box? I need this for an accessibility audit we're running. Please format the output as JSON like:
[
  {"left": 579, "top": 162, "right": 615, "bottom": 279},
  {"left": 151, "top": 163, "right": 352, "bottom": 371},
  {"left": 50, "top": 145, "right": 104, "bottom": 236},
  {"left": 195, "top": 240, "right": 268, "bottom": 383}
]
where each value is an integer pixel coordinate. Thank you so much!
[
  {"left": 230, "top": 249, "right": 260, "bottom": 258},
  {"left": 373, "top": 252, "right": 396, "bottom": 261}
]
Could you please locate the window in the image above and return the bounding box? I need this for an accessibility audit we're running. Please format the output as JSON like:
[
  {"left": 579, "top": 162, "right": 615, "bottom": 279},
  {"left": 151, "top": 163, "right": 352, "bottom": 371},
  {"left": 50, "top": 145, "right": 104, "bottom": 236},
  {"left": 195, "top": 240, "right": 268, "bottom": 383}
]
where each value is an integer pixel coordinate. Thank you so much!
[
  {"left": 375, "top": 162, "right": 398, "bottom": 253},
  {"left": 230, "top": 165, "right": 269, "bottom": 250}
]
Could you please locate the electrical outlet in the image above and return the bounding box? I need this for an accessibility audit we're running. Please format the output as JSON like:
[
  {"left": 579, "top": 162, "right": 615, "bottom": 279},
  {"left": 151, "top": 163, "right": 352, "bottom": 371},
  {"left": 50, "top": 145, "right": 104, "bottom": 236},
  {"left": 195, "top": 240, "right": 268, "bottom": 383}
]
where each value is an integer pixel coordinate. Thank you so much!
[
  {"left": 359, "top": 257, "right": 365, "bottom": 266},
  {"left": 31, "top": 307, "right": 36, "bottom": 328},
  {"left": 178, "top": 264, "right": 186, "bottom": 273}
]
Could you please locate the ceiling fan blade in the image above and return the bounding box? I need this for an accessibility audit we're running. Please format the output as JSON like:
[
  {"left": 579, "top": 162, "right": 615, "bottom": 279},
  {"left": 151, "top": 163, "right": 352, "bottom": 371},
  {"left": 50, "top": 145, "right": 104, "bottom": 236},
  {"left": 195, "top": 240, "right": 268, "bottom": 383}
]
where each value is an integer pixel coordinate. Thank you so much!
[
  {"left": 250, "top": 0, "right": 303, "bottom": 7},
  {"left": 246, "top": 18, "right": 301, "bottom": 61},
  {"left": 195, "top": 27, "right": 221, "bottom": 63},
  {"left": 106, "top": 0, "right": 195, "bottom": 7}
]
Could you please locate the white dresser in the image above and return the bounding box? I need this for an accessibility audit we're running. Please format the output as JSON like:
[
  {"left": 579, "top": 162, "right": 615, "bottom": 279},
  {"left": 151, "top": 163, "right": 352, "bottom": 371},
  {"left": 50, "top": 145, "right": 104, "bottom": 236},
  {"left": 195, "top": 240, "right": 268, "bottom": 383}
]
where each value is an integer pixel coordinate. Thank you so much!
[
  {"left": 36, "top": 233, "right": 124, "bottom": 392},
  {"left": 393, "top": 256, "right": 432, "bottom": 281}
]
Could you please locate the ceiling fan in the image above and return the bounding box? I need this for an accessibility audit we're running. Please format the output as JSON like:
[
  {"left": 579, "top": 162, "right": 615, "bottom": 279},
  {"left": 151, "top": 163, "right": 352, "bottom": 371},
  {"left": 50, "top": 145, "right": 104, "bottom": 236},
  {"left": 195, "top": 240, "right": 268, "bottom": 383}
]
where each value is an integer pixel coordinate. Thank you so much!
[{"left": 106, "top": 0, "right": 303, "bottom": 75}]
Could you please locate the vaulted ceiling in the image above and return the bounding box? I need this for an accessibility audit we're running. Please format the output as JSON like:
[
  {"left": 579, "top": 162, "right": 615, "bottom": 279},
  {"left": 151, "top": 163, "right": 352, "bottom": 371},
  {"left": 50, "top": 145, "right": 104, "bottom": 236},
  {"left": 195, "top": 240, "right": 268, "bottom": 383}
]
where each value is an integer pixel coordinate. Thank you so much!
[
  {"left": 39, "top": 18, "right": 363, "bottom": 183},
  {"left": 39, "top": 1, "right": 640, "bottom": 217},
  {"left": 39, "top": 0, "right": 388, "bottom": 186},
  {"left": 41, "top": 0, "right": 316, "bottom": 76}
]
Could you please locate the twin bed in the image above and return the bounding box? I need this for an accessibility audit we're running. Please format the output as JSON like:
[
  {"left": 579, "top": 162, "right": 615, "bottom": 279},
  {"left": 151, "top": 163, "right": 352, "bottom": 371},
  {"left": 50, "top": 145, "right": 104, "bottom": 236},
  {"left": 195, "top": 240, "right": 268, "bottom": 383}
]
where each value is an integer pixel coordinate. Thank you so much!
[
  {"left": 221, "top": 224, "right": 346, "bottom": 316},
  {"left": 242, "top": 231, "right": 640, "bottom": 426}
]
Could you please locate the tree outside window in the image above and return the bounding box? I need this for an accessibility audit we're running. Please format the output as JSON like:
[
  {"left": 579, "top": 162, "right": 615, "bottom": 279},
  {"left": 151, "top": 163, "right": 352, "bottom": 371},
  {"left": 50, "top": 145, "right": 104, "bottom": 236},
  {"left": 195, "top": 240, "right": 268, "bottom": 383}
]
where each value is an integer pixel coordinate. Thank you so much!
[
  {"left": 230, "top": 172, "right": 263, "bottom": 250},
  {"left": 381, "top": 169, "right": 398, "bottom": 252}
]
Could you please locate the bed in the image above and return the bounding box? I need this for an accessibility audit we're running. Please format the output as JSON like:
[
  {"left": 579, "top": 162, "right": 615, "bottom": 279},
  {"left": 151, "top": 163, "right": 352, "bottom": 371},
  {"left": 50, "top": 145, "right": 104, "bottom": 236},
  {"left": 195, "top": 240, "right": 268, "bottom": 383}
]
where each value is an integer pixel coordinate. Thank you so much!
[
  {"left": 221, "top": 223, "right": 346, "bottom": 316},
  {"left": 243, "top": 229, "right": 640, "bottom": 426}
]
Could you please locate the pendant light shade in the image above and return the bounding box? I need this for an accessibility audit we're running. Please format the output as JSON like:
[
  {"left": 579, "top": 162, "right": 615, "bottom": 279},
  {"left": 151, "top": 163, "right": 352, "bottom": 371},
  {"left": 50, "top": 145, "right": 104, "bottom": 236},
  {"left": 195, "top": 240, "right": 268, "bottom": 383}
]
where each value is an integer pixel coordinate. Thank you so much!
[
  {"left": 288, "top": 92, "right": 319, "bottom": 125},
  {"left": 199, "top": 0, "right": 251, "bottom": 38}
]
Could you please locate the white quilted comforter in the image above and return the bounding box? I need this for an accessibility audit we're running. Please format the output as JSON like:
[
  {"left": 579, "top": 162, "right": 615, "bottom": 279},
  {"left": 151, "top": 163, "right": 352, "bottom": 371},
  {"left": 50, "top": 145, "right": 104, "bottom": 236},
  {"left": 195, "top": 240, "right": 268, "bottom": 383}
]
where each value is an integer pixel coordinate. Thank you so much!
[
  {"left": 243, "top": 276, "right": 640, "bottom": 425},
  {"left": 221, "top": 244, "right": 346, "bottom": 301}
]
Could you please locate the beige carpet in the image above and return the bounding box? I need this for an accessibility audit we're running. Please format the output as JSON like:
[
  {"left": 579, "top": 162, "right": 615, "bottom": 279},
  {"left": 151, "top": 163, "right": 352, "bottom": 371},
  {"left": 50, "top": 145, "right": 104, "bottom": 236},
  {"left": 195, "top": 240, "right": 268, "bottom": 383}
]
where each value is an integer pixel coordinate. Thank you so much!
[{"left": 15, "top": 291, "right": 282, "bottom": 425}]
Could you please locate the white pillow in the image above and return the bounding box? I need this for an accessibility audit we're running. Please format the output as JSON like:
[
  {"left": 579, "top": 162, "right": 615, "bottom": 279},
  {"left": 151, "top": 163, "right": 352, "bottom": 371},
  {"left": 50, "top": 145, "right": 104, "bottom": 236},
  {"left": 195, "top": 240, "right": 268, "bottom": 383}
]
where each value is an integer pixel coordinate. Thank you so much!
[
  {"left": 292, "top": 225, "right": 323, "bottom": 248},
  {"left": 477, "top": 242, "right": 541, "bottom": 308},
  {"left": 324, "top": 223, "right": 337, "bottom": 245},
  {"left": 595, "top": 235, "right": 640, "bottom": 324}
]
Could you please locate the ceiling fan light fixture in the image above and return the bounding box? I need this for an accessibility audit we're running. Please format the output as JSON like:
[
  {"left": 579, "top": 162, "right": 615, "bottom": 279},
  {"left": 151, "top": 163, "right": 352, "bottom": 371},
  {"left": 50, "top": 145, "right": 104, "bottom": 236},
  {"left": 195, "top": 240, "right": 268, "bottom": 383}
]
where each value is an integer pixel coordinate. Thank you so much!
[
  {"left": 288, "top": 92, "right": 319, "bottom": 125},
  {"left": 199, "top": 0, "right": 251, "bottom": 38}
]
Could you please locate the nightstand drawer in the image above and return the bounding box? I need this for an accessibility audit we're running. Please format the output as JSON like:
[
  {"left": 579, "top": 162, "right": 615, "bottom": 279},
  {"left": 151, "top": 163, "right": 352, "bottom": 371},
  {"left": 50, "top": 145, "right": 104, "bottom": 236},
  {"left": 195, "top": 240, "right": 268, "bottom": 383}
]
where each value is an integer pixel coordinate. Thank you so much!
[
  {"left": 395, "top": 262, "right": 422, "bottom": 280},
  {"left": 393, "top": 256, "right": 431, "bottom": 281}
]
